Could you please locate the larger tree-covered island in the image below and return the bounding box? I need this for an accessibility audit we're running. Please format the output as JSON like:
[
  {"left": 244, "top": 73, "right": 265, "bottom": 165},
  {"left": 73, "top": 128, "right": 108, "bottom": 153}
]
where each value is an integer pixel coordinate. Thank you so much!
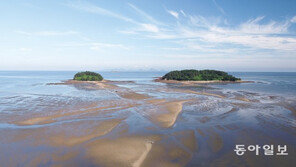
[
  {"left": 73, "top": 71, "right": 103, "bottom": 81},
  {"left": 161, "top": 69, "right": 241, "bottom": 81}
]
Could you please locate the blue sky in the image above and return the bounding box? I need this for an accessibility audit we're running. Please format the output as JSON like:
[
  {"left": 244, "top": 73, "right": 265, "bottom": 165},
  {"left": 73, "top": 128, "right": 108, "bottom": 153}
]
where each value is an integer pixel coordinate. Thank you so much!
[{"left": 1, "top": 0, "right": 296, "bottom": 71}]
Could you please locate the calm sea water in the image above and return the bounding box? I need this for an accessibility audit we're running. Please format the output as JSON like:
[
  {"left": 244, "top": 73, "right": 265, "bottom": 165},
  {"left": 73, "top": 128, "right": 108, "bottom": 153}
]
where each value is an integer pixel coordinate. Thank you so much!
[{"left": 0, "top": 71, "right": 295, "bottom": 98}]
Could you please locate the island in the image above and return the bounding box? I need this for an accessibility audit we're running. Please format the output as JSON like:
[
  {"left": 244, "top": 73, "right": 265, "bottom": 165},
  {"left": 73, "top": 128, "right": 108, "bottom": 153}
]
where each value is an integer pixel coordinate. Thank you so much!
[
  {"left": 73, "top": 71, "right": 103, "bottom": 81},
  {"left": 154, "top": 69, "right": 252, "bottom": 84}
]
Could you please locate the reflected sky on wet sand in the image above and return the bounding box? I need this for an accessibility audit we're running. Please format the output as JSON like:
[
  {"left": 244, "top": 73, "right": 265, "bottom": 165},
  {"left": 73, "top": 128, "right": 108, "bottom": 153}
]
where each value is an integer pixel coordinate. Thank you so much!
[{"left": 0, "top": 71, "right": 295, "bottom": 167}]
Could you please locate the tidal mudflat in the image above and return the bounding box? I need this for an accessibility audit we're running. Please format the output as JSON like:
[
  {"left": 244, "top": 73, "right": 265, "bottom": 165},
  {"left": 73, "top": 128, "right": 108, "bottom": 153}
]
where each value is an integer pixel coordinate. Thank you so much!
[{"left": 0, "top": 72, "right": 295, "bottom": 167}]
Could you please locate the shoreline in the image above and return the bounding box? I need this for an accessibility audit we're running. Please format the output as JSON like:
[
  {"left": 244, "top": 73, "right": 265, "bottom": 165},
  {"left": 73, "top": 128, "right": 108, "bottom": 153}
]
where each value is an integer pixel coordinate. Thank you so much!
[
  {"left": 47, "top": 79, "right": 110, "bottom": 85},
  {"left": 48, "top": 78, "right": 254, "bottom": 87},
  {"left": 154, "top": 77, "right": 254, "bottom": 84}
]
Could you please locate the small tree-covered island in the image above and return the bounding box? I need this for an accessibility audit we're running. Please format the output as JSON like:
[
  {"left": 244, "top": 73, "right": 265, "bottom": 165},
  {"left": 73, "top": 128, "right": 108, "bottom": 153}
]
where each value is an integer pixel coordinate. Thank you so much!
[
  {"left": 161, "top": 69, "right": 241, "bottom": 81},
  {"left": 73, "top": 71, "right": 103, "bottom": 81}
]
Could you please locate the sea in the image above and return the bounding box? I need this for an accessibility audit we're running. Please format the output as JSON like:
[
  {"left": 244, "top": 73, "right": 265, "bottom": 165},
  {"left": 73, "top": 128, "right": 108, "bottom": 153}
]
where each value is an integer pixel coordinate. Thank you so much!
[{"left": 0, "top": 71, "right": 296, "bottom": 98}]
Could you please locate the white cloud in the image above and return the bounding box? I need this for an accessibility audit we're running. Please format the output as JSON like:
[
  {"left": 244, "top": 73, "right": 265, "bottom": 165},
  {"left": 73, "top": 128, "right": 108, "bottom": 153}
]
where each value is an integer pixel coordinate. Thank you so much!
[
  {"left": 167, "top": 10, "right": 179, "bottom": 19},
  {"left": 180, "top": 10, "right": 186, "bottom": 17},
  {"left": 197, "top": 32, "right": 296, "bottom": 51},
  {"left": 129, "top": 13, "right": 296, "bottom": 52},
  {"left": 148, "top": 33, "right": 177, "bottom": 39},
  {"left": 140, "top": 24, "right": 159, "bottom": 32},
  {"left": 119, "top": 23, "right": 160, "bottom": 35},
  {"left": 212, "top": 0, "right": 226, "bottom": 15},
  {"left": 189, "top": 15, "right": 221, "bottom": 28},
  {"left": 128, "top": 3, "right": 160, "bottom": 24},
  {"left": 237, "top": 16, "right": 290, "bottom": 34},
  {"left": 291, "top": 15, "right": 296, "bottom": 23},
  {"left": 66, "top": 2, "right": 296, "bottom": 54},
  {"left": 67, "top": 2, "right": 162, "bottom": 35},
  {"left": 181, "top": 41, "right": 238, "bottom": 53},
  {"left": 66, "top": 1, "right": 137, "bottom": 24}
]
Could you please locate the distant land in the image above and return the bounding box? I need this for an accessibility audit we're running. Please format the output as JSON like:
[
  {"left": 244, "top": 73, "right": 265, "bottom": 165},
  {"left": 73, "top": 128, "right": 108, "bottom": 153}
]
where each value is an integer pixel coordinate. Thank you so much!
[
  {"left": 73, "top": 71, "right": 103, "bottom": 81},
  {"left": 162, "top": 69, "right": 240, "bottom": 81}
]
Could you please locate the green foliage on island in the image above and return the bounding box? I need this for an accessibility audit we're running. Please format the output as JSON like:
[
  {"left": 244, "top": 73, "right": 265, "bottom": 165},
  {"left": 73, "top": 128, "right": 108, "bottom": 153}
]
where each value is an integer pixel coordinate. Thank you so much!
[
  {"left": 73, "top": 71, "right": 103, "bottom": 81},
  {"left": 162, "top": 69, "right": 241, "bottom": 81}
]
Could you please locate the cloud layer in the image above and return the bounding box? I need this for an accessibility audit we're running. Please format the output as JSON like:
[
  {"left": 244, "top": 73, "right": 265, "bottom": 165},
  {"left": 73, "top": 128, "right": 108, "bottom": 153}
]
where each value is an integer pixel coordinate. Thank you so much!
[
  {"left": 66, "top": 2, "right": 296, "bottom": 53},
  {"left": 5, "top": 1, "right": 296, "bottom": 71}
]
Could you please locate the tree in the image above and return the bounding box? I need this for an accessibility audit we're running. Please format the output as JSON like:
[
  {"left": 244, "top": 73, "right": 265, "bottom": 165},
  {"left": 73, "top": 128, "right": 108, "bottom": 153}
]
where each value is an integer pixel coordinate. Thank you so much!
[
  {"left": 73, "top": 71, "right": 103, "bottom": 81},
  {"left": 162, "top": 69, "right": 240, "bottom": 81}
]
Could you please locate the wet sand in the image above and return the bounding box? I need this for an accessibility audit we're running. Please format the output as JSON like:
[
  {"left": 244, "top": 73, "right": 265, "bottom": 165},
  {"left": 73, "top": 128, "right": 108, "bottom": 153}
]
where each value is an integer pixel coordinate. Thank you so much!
[
  {"left": 13, "top": 100, "right": 130, "bottom": 126},
  {"left": 0, "top": 79, "right": 295, "bottom": 167},
  {"left": 85, "top": 135, "right": 159, "bottom": 167},
  {"left": 49, "top": 118, "right": 123, "bottom": 146},
  {"left": 148, "top": 100, "right": 191, "bottom": 128}
]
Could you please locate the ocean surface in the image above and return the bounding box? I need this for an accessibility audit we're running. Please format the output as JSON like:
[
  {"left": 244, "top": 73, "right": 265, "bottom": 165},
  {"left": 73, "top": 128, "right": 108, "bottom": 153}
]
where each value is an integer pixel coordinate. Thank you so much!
[
  {"left": 1, "top": 71, "right": 296, "bottom": 97},
  {"left": 0, "top": 71, "right": 295, "bottom": 167}
]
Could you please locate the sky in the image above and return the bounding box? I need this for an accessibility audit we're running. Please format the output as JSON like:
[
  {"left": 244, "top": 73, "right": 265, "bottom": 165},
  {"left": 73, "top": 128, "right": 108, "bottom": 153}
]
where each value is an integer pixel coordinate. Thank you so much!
[{"left": 0, "top": 0, "right": 296, "bottom": 71}]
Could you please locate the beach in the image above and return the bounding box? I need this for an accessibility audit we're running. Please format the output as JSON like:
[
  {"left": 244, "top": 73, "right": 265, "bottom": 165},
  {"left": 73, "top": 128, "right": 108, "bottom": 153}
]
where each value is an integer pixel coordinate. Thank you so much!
[{"left": 0, "top": 71, "right": 295, "bottom": 167}]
